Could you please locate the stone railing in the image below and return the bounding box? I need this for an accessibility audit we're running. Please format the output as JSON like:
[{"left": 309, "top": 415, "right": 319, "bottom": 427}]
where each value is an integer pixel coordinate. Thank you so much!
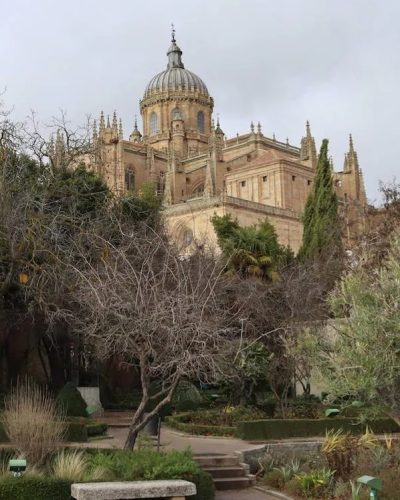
[
  {"left": 165, "top": 194, "right": 299, "bottom": 220},
  {"left": 71, "top": 480, "right": 196, "bottom": 500}
]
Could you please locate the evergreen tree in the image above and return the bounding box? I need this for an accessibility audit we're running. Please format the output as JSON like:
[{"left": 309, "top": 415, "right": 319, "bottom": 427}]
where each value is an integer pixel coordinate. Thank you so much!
[{"left": 299, "top": 139, "right": 339, "bottom": 259}]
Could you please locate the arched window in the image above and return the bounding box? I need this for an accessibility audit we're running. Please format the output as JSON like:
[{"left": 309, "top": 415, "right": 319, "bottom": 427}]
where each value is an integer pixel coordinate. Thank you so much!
[
  {"left": 171, "top": 108, "right": 183, "bottom": 121},
  {"left": 125, "top": 168, "right": 135, "bottom": 191},
  {"left": 197, "top": 111, "right": 205, "bottom": 133},
  {"left": 149, "top": 112, "right": 158, "bottom": 136}
]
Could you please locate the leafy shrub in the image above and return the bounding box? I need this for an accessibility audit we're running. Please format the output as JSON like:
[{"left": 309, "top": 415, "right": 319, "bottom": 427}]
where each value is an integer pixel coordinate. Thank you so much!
[
  {"left": 321, "top": 429, "right": 358, "bottom": 480},
  {"left": 3, "top": 379, "right": 66, "bottom": 466},
  {"left": 86, "top": 448, "right": 214, "bottom": 500},
  {"left": 284, "top": 477, "right": 303, "bottom": 496},
  {"left": 172, "top": 381, "right": 204, "bottom": 412},
  {"left": 274, "top": 460, "right": 300, "bottom": 482},
  {"left": 285, "top": 394, "right": 322, "bottom": 419},
  {"left": 55, "top": 383, "right": 87, "bottom": 417},
  {"left": 295, "top": 468, "right": 334, "bottom": 498},
  {"left": 254, "top": 392, "right": 276, "bottom": 417},
  {"left": 64, "top": 422, "right": 88, "bottom": 442},
  {"left": 165, "top": 416, "right": 236, "bottom": 437},
  {"left": 264, "top": 469, "right": 285, "bottom": 489},
  {"left": 171, "top": 406, "right": 267, "bottom": 427}
]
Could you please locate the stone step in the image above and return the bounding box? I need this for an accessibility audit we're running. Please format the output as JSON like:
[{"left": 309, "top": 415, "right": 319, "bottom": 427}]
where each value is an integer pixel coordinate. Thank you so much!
[
  {"left": 203, "top": 466, "right": 246, "bottom": 478},
  {"left": 213, "top": 477, "right": 251, "bottom": 490},
  {"left": 194, "top": 454, "right": 240, "bottom": 468}
]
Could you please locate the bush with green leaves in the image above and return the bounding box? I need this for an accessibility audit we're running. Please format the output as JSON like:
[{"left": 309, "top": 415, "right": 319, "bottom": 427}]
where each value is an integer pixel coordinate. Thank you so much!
[
  {"left": 55, "top": 383, "right": 87, "bottom": 418},
  {"left": 172, "top": 380, "right": 204, "bottom": 412},
  {"left": 86, "top": 448, "right": 214, "bottom": 500},
  {"left": 303, "top": 231, "right": 400, "bottom": 424},
  {"left": 294, "top": 468, "right": 334, "bottom": 498}
]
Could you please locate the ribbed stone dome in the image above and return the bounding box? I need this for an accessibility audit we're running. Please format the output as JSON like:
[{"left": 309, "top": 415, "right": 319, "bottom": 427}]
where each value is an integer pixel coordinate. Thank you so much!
[{"left": 143, "top": 32, "right": 209, "bottom": 98}]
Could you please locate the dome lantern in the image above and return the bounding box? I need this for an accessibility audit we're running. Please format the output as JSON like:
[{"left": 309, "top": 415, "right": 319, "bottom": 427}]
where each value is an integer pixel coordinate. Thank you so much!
[{"left": 143, "top": 29, "right": 210, "bottom": 98}]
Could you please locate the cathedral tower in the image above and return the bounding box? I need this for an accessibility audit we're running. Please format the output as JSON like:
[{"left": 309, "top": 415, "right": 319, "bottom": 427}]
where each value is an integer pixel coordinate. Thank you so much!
[{"left": 140, "top": 28, "right": 214, "bottom": 156}]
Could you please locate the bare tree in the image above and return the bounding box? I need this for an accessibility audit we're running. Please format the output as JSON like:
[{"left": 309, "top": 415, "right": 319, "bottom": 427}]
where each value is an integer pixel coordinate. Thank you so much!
[{"left": 60, "top": 227, "right": 241, "bottom": 448}]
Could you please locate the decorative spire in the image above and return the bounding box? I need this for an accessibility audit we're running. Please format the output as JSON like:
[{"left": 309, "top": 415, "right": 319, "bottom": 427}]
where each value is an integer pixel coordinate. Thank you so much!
[
  {"left": 93, "top": 120, "right": 98, "bottom": 142},
  {"left": 106, "top": 115, "right": 111, "bottom": 128},
  {"left": 112, "top": 111, "right": 118, "bottom": 131},
  {"left": 344, "top": 133, "right": 359, "bottom": 172},
  {"left": 99, "top": 111, "right": 105, "bottom": 131},
  {"left": 300, "top": 120, "right": 317, "bottom": 168},
  {"left": 273, "top": 132, "right": 276, "bottom": 141},
  {"left": 286, "top": 137, "right": 289, "bottom": 146},
  {"left": 257, "top": 121, "right": 262, "bottom": 135},
  {"left": 349, "top": 134, "right": 355, "bottom": 154},
  {"left": 167, "top": 24, "right": 184, "bottom": 69},
  {"left": 250, "top": 121, "right": 255, "bottom": 133},
  {"left": 129, "top": 114, "right": 142, "bottom": 143},
  {"left": 306, "top": 120, "right": 311, "bottom": 137},
  {"left": 119, "top": 118, "right": 123, "bottom": 139},
  {"left": 215, "top": 115, "right": 224, "bottom": 136}
]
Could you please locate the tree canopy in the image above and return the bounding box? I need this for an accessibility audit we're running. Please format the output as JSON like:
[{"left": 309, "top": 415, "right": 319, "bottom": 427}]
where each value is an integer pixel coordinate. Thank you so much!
[
  {"left": 211, "top": 214, "right": 293, "bottom": 280},
  {"left": 302, "top": 230, "right": 400, "bottom": 422}
]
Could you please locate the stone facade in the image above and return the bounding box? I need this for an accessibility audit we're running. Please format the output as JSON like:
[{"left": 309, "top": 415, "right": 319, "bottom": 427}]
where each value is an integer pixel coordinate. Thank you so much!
[{"left": 67, "top": 30, "right": 367, "bottom": 253}]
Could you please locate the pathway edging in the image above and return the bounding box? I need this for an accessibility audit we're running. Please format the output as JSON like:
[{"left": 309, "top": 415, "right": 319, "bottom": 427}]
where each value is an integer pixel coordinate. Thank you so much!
[{"left": 254, "top": 485, "right": 294, "bottom": 499}]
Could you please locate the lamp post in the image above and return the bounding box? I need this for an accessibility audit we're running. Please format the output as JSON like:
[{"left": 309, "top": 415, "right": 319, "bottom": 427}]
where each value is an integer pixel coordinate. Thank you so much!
[{"left": 357, "top": 475, "right": 382, "bottom": 499}]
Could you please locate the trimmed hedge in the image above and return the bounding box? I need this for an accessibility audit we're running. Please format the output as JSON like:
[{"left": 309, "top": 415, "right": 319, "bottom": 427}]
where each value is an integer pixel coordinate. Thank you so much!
[
  {"left": 87, "top": 422, "right": 108, "bottom": 437},
  {"left": 65, "top": 421, "right": 88, "bottom": 442},
  {"left": 0, "top": 419, "right": 108, "bottom": 443},
  {"left": 55, "top": 383, "right": 87, "bottom": 417},
  {"left": 0, "top": 477, "right": 71, "bottom": 500},
  {"left": 238, "top": 417, "right": 400, "bottom": 440},
  {"left": 165, "top": 415, "right": 236, "bottom": 437}
]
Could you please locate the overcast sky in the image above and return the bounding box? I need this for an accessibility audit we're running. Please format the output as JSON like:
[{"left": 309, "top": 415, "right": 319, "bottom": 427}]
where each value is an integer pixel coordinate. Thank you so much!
[{"left": 1, "top": 0, "right": 399, "bottom": 203}]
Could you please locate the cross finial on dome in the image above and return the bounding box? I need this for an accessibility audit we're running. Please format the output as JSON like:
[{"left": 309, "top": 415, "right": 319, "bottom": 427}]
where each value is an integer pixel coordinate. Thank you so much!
[{"left": 167, "top": 24, "right": 184, "bottom": 69}]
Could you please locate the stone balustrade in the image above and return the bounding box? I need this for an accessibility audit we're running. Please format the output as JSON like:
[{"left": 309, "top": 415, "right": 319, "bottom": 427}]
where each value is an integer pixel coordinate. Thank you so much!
[{"left": 71, "top": 480, "right": 196, "bottom": 500}]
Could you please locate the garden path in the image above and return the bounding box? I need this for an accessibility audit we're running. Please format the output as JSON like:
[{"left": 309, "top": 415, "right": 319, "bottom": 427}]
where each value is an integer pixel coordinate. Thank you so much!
[{"left": 215, "top": 488, "right": 278, "bottom": 499}]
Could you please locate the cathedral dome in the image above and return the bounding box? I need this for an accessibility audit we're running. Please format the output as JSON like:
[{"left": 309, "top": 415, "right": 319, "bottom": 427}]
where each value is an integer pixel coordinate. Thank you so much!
[{"left": 143, "top": 31, "right": 209, "bottom": 98}]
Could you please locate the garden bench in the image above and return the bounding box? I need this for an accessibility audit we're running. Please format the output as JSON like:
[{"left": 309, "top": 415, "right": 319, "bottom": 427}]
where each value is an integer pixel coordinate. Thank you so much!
[{"left": 71, "top": 480, "right": 196, "bottom": 500}]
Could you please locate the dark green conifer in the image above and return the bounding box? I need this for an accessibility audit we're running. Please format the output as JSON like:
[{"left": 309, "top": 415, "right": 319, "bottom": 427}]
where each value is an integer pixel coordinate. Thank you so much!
[{"left": 299, "top": 139, "right": 339, "bottom": 259}]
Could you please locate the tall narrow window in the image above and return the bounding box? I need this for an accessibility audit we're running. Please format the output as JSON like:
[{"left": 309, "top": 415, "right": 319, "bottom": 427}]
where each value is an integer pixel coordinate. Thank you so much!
[
  {"left": 149, "top": 112, "right": 158, "bottom": 136},
  {"left": 125, "top": 168, "right": 135, "bottom": 192},
  {"left": 197, "top": 111, "right": 205, "bottom": 133},
  {"left": 157, "top": 172, "right": 165, "bottom": 196}
]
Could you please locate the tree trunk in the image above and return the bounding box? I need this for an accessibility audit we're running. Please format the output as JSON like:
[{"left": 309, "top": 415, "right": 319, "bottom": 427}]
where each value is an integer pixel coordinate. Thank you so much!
[
  {"left": 124, "top": 428, "right": 139, "bottom": 449},
  {"left": 123, "top": 374, "right": 181, "bottom": 450}
]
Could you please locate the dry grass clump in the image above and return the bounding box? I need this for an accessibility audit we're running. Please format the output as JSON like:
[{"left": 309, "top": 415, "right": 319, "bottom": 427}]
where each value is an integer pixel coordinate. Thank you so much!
[
  {"left": 52, "top": 449, "right": 112, "bottom": 481},
  {"left": 52, "top": 449, "right": 87, "bottom": 481},
  {"left": 3, "top": 378, "right": 66, "bottom": 467}
]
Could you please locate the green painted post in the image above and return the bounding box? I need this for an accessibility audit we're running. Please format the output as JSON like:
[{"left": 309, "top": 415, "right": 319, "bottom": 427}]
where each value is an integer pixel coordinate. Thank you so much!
[{"left": 357, "top": 475, "right": 382, "bottom": 500}]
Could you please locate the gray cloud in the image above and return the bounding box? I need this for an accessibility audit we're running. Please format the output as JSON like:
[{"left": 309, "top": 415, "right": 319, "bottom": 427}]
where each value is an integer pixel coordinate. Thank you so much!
[{"left": 1, "top": 0, "right": 399, "bottom": 202}]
